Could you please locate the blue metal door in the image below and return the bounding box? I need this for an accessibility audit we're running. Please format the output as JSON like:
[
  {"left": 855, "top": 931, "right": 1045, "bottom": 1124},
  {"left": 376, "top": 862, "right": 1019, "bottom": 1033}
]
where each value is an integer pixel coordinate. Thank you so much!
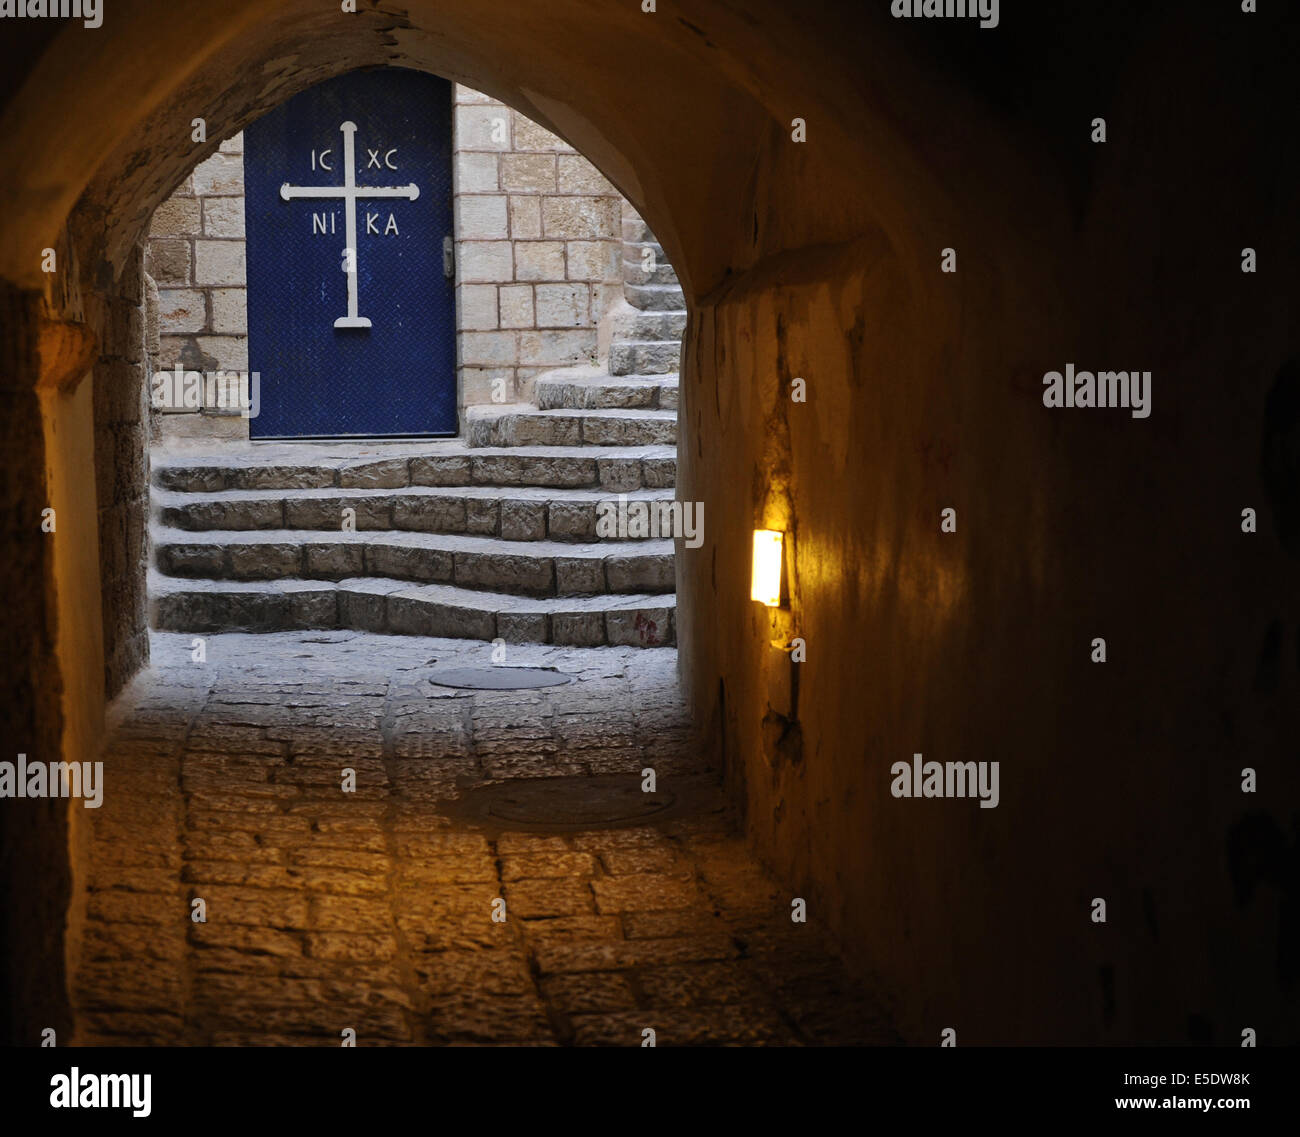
[{"left": 244, "top": 68, "right": 457, "bottom": 439}]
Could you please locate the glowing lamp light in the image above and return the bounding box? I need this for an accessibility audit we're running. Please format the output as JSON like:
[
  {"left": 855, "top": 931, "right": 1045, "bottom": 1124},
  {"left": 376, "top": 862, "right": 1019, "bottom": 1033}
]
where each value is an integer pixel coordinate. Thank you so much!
[{"left": 750, "top": 529, "right": 784, "bottom": 607}]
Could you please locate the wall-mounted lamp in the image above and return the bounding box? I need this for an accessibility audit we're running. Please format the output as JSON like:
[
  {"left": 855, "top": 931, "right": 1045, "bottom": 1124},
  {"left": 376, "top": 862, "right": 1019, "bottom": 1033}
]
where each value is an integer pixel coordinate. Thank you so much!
[{"left": 750, "top": 529, "right": 784, "bottom": 608}]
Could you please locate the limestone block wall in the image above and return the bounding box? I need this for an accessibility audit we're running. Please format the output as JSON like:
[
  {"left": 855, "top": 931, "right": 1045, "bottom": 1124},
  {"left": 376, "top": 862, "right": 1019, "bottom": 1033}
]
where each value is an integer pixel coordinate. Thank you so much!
[
  {"left": 145, "top": 132, "right": 248, "bottom": 440},
  {"left": 451, "top": 83, "right": 624, "bottom": 407},
  {"left": 90, "top": 247, "right": 151, "bottom": 695},
  {"left": 0, "top": 282, "right": 70, "bottom": 1044},
  {"left": 142, "top": 85, "right": 627, "bottom": 441}
]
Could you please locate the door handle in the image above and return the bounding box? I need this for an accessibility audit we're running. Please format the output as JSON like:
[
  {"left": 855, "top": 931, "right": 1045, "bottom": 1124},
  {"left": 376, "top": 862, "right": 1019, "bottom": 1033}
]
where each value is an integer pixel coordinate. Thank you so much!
[{"left": 443, "top": 235, "right": 454, "bottom": 279}]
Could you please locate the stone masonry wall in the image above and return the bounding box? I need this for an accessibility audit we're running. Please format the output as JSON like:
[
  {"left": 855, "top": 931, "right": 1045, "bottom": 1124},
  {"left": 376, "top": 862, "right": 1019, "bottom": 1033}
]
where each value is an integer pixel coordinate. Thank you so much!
[
  {"left": 451, "top": 83, "right": 624, "bottom": 407},
  {"left": 91, "top": 246, "right": 152, "bottom": 695},
  {"left": 145, "top": 131, "right": 248, "bottom": 442},
  {"left": 142, "top": 85, "right": 627, "bottom": 441},
  {"left": 0, "top": 281, "right": 69, "bottom": 1044}
]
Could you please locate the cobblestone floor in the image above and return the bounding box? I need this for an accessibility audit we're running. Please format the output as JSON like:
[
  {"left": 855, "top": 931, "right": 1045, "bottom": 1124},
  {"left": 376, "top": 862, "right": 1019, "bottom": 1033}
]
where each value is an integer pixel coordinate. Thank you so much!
[{"left": 72, "top": 631, "right": 897, "bottom": 1046}]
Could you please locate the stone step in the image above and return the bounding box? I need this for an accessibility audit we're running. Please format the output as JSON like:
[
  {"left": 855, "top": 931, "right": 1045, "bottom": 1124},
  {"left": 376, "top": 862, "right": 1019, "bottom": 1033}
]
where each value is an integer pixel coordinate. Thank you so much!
[
  {"left": 622, "top": 216, "right": 654, "bottom": 244},
  {"left": 622, "top": 252, "right": 680, "bottom": 288},
  {"left": 618, "top": 309, "right": 687, "bottom": 343},
  {"left": 623, "top": 237, "right": 665, "bottom": 259},
  {"left": 609, "top": 340, "right": 681, "bottom": 377},
  {"left": 624, "top": 281, "right": 686, "bottom": 312},
  {"left": 154, "top": 445, "right": 676, "bottom": 494},
  {"left": 152, "top": 526, "right": 676, "bottom": 596},
  {"left": 154, "top": 484, "right": 676, "bottom": 542},
  {"left": 535, "top": 370, "right": 677, "bottom": 411},
  {"left": 466, "top": 405, "right": 676, "bottom": 448},
  {"left": 149, "top": 573, "right": 676, "bottom": 647}
]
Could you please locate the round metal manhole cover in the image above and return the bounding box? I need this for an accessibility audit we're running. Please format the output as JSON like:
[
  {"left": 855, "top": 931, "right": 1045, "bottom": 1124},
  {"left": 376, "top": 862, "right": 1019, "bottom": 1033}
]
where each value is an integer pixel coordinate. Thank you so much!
[
  {"left": 427, "top": 666, "right": 573, "bottom": 690},
  {"left": 444, "top": 774, "right": 721, "bottom": 833}
]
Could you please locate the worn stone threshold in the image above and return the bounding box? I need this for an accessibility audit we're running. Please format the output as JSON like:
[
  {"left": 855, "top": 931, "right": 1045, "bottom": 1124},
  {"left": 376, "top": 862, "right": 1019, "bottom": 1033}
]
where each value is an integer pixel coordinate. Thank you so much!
[
  {"left": 153, "top": 439, "right": 676, "bottom": 464},
  {"left": 153, "top": 524, "right": 675, "bottom": 558},
  {"left": 152, "top": 484, "right": 676, "bottom": 505},
  {"left": 149, "top": 572, "right": 677, "bottom": 647}
]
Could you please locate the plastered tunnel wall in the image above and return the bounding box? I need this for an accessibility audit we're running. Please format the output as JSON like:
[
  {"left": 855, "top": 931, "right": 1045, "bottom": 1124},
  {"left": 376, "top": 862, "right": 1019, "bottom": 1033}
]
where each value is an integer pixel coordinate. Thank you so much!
[{"left": 1, "top": 2, "right": 1297, "bottom": 1044}]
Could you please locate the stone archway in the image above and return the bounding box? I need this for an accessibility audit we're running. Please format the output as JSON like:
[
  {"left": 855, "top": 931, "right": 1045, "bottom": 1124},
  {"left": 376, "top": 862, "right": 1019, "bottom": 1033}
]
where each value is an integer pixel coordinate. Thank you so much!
[
  {"left": 4, "top": 1, "right": 944, "bottom": 1042},
  {"left": 7, "top": 1, "right": 1298, "bottom": 1049}
]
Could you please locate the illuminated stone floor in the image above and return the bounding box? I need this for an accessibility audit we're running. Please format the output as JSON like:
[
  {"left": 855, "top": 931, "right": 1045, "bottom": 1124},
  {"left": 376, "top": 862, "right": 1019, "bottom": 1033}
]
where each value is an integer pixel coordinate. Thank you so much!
[{"left": 72, "top": 631, "right": 897, "bottom": 1046}]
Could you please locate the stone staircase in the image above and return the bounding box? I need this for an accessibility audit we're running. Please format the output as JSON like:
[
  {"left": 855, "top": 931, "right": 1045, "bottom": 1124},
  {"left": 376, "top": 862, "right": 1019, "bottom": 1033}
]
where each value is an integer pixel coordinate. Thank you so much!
[{"left": 148, "top": 213, "right": 687, "bottom": 648}]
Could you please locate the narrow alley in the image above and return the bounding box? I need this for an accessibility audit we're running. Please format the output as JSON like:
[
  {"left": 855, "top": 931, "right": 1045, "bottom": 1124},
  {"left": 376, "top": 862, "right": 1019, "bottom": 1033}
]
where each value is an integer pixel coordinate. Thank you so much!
[{"left": 74, "top": 631, "right": 897, "bottom": 1046}]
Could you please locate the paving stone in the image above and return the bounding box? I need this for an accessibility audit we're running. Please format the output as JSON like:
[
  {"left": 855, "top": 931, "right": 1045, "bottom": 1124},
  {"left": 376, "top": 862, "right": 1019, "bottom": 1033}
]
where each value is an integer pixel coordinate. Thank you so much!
[
  {"left": 564, "top": 1012, "right": 650, "bottom": 1047},
  {"left": 636, "top": 962, "right": 769, "bottom": 1007},
  {"left": 541, "top": 972, "right": 638, "bottom": 1015},
  {"left": 85, "top": 890, "right": 182, "bottom": 926},
  {"left": 598, "top": 848, "right": 682, "bottom": 875},
  {"left": 503, "top": 878, "right": 594, "bottom": 918},
  {"left": 189, "top": 923, "right": 303, "bottom": 957},
  {"left": 304, "top": 933, "right": 399, "bottom": 962},
  {"left": 76, "top": 961, "right": 187, "bottom": 1013},
  {"left": 531, "top": 933, "right": 738, "bottom": 975},
  {"left": 572, "top": 1004, "right": 795, "bottom": 1046},
  {"left": 181, "top": 860, "right": 300, "bottom": 889},
  {"left": 78, "top": 1012, "right": 186, "bottom": 1045},
  {"left": 622, "top": 909, "right": 731, "bottom": 940},
  {"left": 399, "top": 856, "right": 498, "bottom": 885},
  {"left": 73, "top": 631, "right": 893, "bottom": 1046},
  {"left": 590, "top": 874, "right": 705, "bottom": 914},
  {"left": 500, "top": 853, "right": 597, "bottom": 880},
  {"left": 414, "top": 950, "right": 533, "bottom": 998},
  {"left": 82, "top": 919, "right": 187, "bottom": 963},
  {"left": 310, "top": 893, "right": 391, "bottom": 931},
  {"left": 197, "top": 887, "right": 312, "bottom": 928},
  {"left": 426, "top": 994, "right": 553, "bottom": 1043}
]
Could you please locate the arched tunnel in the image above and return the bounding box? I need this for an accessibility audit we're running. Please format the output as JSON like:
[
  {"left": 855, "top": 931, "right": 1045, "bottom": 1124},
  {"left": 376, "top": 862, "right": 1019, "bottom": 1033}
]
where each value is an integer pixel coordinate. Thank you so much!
[{"left": 1, "top": 0, "right": 1298, "bottom": 1068}]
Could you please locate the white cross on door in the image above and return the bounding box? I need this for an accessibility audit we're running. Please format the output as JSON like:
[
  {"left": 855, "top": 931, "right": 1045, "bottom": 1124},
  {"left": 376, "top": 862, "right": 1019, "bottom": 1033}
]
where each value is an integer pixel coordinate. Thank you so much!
[{"left": 279, "top": 120, "right": 420, "bottom": 329}]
